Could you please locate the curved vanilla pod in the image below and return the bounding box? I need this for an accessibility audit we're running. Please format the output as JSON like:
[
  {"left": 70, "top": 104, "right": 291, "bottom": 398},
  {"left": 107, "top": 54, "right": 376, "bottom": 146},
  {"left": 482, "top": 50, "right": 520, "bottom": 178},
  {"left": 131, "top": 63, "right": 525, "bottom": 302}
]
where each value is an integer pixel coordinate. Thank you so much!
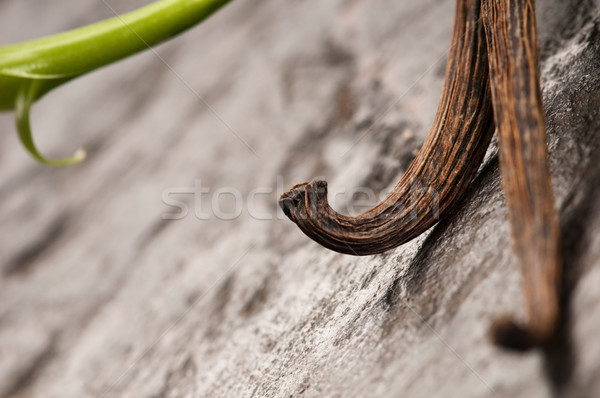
[
  {"left": 482, "top": 0, "right": 561, "bottom": 351},
  {"left": 279, "top": 0, "right": 494, "bottom": 255}
]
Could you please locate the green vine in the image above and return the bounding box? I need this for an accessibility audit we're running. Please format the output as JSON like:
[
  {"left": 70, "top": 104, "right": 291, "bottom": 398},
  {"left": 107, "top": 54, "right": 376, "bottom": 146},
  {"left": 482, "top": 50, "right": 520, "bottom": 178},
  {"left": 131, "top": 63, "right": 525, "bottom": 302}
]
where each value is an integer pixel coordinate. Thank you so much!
[{"left": 0, "top": 0, "right": 233, "bottom": 166}]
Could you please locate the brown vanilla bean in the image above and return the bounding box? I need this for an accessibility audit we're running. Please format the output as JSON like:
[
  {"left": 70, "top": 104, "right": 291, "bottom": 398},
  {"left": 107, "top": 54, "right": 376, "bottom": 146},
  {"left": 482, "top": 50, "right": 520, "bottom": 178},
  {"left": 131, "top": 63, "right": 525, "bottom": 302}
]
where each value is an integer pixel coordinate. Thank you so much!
[
  {"left": 482, "top": 0, "right": 561, "bottom": 350},
  {"left": 279, "top": 0, "right": 494, "bottom": 255}
]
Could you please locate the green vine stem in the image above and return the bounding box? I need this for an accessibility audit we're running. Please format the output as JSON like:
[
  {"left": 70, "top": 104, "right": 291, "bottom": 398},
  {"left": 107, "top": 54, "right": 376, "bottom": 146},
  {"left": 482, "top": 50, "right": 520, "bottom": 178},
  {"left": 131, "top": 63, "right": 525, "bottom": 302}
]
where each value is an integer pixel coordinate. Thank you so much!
[{"left": 0, "top": 0, "right": 233, "bottom": 166}]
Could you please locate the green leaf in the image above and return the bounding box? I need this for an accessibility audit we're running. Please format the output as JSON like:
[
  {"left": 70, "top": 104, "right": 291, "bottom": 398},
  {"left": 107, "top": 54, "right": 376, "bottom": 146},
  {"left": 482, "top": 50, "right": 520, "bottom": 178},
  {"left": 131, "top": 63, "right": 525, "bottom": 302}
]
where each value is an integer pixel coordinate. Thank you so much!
[{"left": 0, "top": 0, "right": 233, "bottom": 166}]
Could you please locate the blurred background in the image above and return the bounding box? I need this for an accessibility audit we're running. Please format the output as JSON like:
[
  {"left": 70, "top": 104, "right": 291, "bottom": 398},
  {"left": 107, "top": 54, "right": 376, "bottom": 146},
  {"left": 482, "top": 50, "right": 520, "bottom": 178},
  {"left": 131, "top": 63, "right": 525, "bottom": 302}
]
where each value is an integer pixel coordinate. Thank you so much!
[{"left": 1, "top": 0, "right": 599, "bottom": 397}]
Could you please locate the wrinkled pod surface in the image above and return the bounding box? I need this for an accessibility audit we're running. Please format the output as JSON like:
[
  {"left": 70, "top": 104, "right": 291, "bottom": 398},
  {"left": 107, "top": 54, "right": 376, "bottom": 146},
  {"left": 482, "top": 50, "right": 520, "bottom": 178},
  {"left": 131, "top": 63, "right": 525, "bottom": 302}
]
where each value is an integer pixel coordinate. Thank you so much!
[
  {"left": 482, "top": 0, "right": 561, "bottom": 351},
  {"left": 280, "top": 0, "right": 494, "bottom": 255}
]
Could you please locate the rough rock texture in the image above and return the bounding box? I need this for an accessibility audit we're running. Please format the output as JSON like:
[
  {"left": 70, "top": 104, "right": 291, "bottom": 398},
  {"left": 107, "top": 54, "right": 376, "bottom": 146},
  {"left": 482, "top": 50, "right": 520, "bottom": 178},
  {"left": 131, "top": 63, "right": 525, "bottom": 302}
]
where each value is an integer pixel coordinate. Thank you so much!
[{"left": 0, "top": 0, "right": 599, "bottom": 397}]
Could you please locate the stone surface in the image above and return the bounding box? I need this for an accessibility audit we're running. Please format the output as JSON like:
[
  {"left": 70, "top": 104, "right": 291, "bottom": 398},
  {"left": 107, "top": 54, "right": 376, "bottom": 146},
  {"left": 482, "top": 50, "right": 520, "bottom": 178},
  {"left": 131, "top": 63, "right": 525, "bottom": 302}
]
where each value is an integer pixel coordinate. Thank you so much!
[{"left": 0, "top": 0, "right": 599, "bottom": 397}]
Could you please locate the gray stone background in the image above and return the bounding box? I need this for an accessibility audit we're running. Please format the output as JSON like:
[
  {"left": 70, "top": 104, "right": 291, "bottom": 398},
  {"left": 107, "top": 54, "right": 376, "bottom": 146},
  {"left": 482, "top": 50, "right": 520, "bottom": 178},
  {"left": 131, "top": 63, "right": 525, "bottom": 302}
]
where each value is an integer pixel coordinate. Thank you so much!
[{"left": 0, "top": 0, "right": 599, "bottom": 397}]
